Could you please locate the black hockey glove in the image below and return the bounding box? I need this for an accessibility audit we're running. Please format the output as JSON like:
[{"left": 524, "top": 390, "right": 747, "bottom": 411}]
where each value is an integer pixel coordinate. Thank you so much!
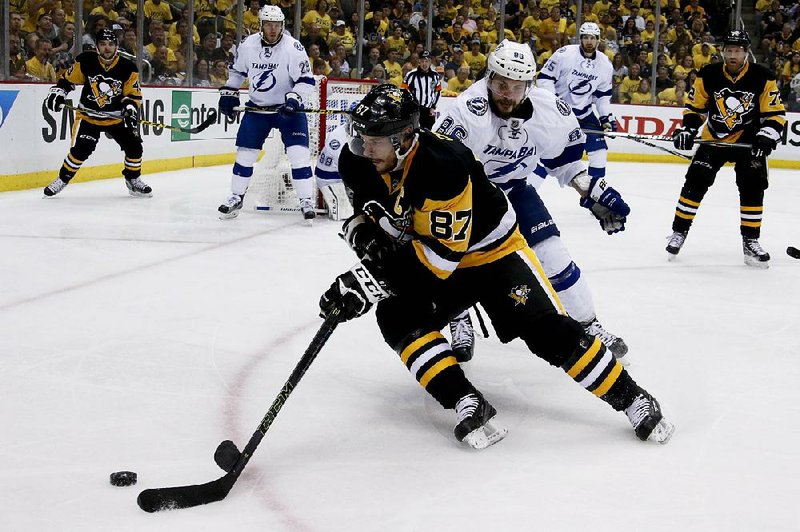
[
  {"left": 122, "top": 100, "right": 139, "bottom": 130},
  {"left": 752, "top": 128, "right": 779, "bottom": 158},
  {"left": 341, "top": 214, "right": 395, "bottom": 261},
  {"left": 45, "top": 86, "right": 66, "bottom": 112},
  {"left": 319, "top": 261, "right": 393, "bottom": 322},
  {"left": 218, "top": 87, "right": 240, "bottom": 119},
  {"left": 278, "top": 92, "right": 301, "bottom": 118},
  {"left": 672, "top": 127, "right": 697, "bottom": 151}
]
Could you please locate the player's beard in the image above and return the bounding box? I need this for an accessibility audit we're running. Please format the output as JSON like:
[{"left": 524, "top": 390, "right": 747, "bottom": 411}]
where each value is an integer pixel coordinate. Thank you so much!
[
  {"left": 99, "top": 48, "right": 117, "bottom": 64},
  {"left": 490, "top": 93, "right": 522, "bottom": 118}
]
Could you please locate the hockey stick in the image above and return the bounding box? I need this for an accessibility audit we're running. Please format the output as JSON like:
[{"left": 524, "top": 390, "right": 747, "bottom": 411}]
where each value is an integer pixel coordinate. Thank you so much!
[
  {"left": 583, "top": 129, "right": 691, "bottom": 159},
  {"left": 64, "top": 104, "right": 218, "bottom": 134},
  {"left": 585, "top": 129, "right": 752, "bottom": 149},
  {"left": 788, "top": 246, "right": 800, "bottom": 259},
  {"left": 233, "top": 105, "right": 351, "bottom": 115},
  {"left": 137, "top": 309, "right": 341, "bottom": 513}
]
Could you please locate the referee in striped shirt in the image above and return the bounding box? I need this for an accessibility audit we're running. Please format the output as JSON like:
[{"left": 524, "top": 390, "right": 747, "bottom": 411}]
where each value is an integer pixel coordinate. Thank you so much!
[{"left": 402, "top": 51, "right": 442, "bottom": 129}]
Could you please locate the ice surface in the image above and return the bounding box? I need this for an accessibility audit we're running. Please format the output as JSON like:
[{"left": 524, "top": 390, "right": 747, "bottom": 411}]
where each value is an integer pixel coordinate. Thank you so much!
[{"left": 1, "top": 162, "right": 799, "bottom": 531}]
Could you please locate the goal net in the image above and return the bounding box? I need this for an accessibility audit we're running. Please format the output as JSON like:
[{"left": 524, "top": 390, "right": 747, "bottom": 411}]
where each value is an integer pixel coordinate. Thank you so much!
[{"left": 246, "top": 76, "right": 377, "bottom": 214}]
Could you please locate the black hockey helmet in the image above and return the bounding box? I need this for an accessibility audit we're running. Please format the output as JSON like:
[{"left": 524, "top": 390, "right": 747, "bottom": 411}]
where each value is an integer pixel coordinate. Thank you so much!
[
  {"left": 96, "top": 28, "right": 118, "bottom": 46},
  {"left": 722, "top": 29, "right": 750, "bottom": 49},
  {"left": 351, "top": 84, "right": 420, "bottom": 138}
]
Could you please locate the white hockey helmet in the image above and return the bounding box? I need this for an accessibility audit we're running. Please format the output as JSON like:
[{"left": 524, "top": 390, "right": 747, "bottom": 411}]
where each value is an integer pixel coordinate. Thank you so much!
[
  {"left": 487, "top": 39, "right": 537, "bottom": 82},
  {"left": 579, "top": 22, "right": 601, "bottom": 38},
  {"left": 259, "top": 5, "right": 285, "bottom": 23}
]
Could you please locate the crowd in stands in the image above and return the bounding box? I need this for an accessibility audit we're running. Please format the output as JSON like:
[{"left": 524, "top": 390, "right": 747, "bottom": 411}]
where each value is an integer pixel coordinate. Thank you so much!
[{"left": 5, "top": 0, "right": 800, "bottom": 109}]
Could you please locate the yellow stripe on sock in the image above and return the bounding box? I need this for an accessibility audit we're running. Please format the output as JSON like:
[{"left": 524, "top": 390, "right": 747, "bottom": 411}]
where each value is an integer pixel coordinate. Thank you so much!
[
  {"left": 567, "top": 337, "right": 603, "bottom": 379},
  {"left": 740, "top": 221, "right": 761, "bottom": 228},
  {"left": 593, "top": 362, "right": 623, "bottom": 397},
  {"left": 675, "top": 210, "right": 695, "bottom": 220},
  {"left": 679, "top": 196, "right": 701, "bottom": 207},
  {"left": 740, "top": 206, "right": 762, "bottom": 212},
  {"left": 400, "top": 332, "right": 444, "bottom": 364},
  {"left": 419, "top": 356, "right": 457, "bottom": 388}
]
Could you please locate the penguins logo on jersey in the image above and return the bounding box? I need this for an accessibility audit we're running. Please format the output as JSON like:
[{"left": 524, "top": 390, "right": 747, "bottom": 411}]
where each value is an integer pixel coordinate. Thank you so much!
[
  {"left": 713, "top": 87, "right": 755, "bottom": 130},
  {"left": 509, "top": 285, "right": 531, "bottom": 306},
  {"left": 253, "top": 67, "right": 277, "bottom": 92},
  {"left": 498, "top": 123, "right": 529, "bottom": 143},
  {"left": 87, "top": 75, "right": 123, "bottom": 107}
]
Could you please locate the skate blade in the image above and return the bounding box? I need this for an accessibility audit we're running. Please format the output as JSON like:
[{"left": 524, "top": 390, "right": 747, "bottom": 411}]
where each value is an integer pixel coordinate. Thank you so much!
[
  {"left": 614, "top": 353, "right": 630, "bottom": 367},
  {"left": 647, "top": 419, "right": 675, "bottom": 445},
  {"left": 743, "top": 257, "right": 769, "bottom": 269},
  {"left": 128, "top": 190, "right": 153, "bottom": 198},
  {"left": 218, "top": 211, "right": 240, "bottom": 220},
  {"left": 462, "top": 421, "right": 508, "bottom": 450},
  {"left": 666, "top": 253, "right": 679, "bottom": 262}
]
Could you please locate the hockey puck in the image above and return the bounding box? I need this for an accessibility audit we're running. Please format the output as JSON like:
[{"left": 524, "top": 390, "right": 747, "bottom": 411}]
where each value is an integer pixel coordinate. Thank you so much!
[
  {"left": 109, "top": 471, "right": 137, "bottom": 487},
  {"left": 214, "top": 440, "right": 241, "bottom": 473},
  {"left": 787, "top": 246, "right": 800, "bottom": 259}
]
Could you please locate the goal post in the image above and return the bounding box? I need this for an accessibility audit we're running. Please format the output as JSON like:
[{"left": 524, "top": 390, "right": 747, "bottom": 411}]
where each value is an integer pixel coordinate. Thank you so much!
[{"left": 246, "top": 76, "right": 378, "bottom": 214}]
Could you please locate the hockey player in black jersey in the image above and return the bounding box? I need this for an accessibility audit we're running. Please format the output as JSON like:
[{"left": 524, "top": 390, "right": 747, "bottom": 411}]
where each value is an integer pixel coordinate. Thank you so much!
[
  {"left": 318, "top": 84, "right": 674, "bottom": 449},
  {"left": 668, "top": 29, "right": 786, "bottom": 267},
  {"left": 43, "top": 29, "right": 152, "bottom": 198}
]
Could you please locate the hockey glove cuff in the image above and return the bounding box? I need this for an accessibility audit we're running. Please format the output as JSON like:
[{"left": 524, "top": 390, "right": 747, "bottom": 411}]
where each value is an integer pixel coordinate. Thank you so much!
[
  {"left": 587, "top": 177, "right": 630, "bottom": 217},
  {"left": 672, "top": 127, "right": 697, "bottom": 151},
  {"left": 600, "top": 114, "right": 617, "bottom": 133},
  {"left": 341, "top": 214, "right": 395, "bottom": 261},
  {"left": 752, "top": 127, "right": 780, "bottom": 158},
  {"left": 218, "top": 87, "right": 240, "bottom": 119},
  {"left": 279, "top": 92, "right": 302, "bottom": 117},
  {"left": 580, "top": 197, "right": 627, "bottom": 234},
  {"left": 319, "top": 261, "right": 393, "bottom": 322},
  {"left": 46, "top": 86, "right": 66, "bottom": 112},
  {"left": 122, "top": 100, "right": 139, "bottom": 130}
]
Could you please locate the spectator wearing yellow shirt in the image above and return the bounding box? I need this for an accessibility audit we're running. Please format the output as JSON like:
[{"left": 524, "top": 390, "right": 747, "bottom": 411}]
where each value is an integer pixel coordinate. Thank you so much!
[
  {"left": 26, "top": 38, "right": 56, "bottom": 82},
  {"left": 447, "top": 66, "right": 474, "bottom": 94},
  {"left": 385, "top": 25, "right": 407, "bottom": 55},
  {"left": 167, "top": 19, "right": 199, "bottom": 52},
  {"left": 665, "top": 19, "right": 691, "bottom": 47},
  {"left": 327, "top": 20, "right": 355, "bottom": 55},
  {"left": 629, "top": 78, "right": 654, "bottom": 104},
  {"left": 90, "top": 0, "right": 119, "bottom": 24},
  {"left": 692, "top": 42, "right": 715, "bottom": 69},
  {"left": 364, "top": 9, "right": 389, "bottom": 38},
  {"left": 382, "top": 49, "right": 404, "bottom": 84},
  {"left": 242, "top": 0, "right": 261, "bottom": 34},
  {"left": 538, "top": 7, "right": 567, "bottom": 52},
  {"left": 618, "top": 63, "right": 642, "bottom": 103},
  {"left": 640, "top": 19, "right": 656, "bottom": 42},
  {"left": 657, "top": 79, "right": 687, "bottom": 106},
  {"left": 464, "top": 39, "right": 486, "bottom": 78},
  {"left": 441, "top": 0, "right": 458, "bottom": 21},
  {"left": 783, "top": 51, "right": 800, "bottom": 84},
  {"left": 302, "top": 0, "right": 333, "bottom": 38},
  {"left": 672, "top": 55, "right": 694, "bottom": 81},
  {"left": 145, "top": 26, "right": 177, "bottom": 69},
  {"left": 144, "top": 0, "right": 172, "bottom": 23},
  {"left": 592, "top": 0, "right": 613, "bottom": 17},
  {"left": 521, "top": 6, "right": 543, "bottom": 35},
  {"left": 476, "top": 18, "right": 495, "bottom": 46},
  {"left": 683, "top": 0, "right": 706, "bottom": 21}
]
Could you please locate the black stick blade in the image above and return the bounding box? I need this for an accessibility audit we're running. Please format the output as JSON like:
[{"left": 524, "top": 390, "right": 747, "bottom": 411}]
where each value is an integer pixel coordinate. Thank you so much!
[
  {"left": 188, "top": 109, "right": 218, "bottom": 134},
  {"left": 137, "top": 473, "right": 235, "bottom": 512},
  {"left": 788, "top": 246, "right": 800, "bottom": 259}
]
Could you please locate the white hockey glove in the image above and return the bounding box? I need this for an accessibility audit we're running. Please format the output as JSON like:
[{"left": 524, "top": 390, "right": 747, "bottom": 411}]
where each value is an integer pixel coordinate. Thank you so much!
[
  {"left": 45, "top": 86, "right": 66, "bottom": 112},
  {"left": 319, "top": 261, "right": 393, "bottom": 322},
  {"left": 320, "top": 182, "right": 354, "bottom": 220}
]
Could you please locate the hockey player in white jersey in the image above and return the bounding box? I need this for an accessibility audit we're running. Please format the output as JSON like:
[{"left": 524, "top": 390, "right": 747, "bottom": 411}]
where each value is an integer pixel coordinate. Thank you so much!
[
  {"left": 217, "top": 5, "right": 316, "bottom": 220},
  {"left": 537, "top": 23, "right": 616, "bottom": 182},
  {"left": 314, "top": 123, "right": 354, "bottom": 221},
  {"left": 433, "top": 39, "right": 631, "bottom": 363}
]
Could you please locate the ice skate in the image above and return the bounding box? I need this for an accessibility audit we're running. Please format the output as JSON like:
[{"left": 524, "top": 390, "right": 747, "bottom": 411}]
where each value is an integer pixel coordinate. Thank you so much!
[
  {"left": 125, "top": 177, "right": 152, "bottom": 197},
  {"left": 743, "top": 238, "right": 770, "bottom": 269},
  {"left": 43, "top": 178, "right": 67, "bottom": 197},
  {"left": 583, "top": 318, "right": 629, "bottom": 365},
  {"left": 218, "top": 194, "right": 244, "bottom": 219},
  {"left": 300, "top": 197, "right": 316, "bottom": 222},
  {"left": 624, "top": 391, "right": 675, "bottom": 444},
  {"left": 666, "top": 231, "right": 687, "bottom": 260},
  {"left": 449, "top": 311, "right": 475, "bottom": 363},
  {"left": 454, "top": 392, "right": 507, "bottom": 449}
]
